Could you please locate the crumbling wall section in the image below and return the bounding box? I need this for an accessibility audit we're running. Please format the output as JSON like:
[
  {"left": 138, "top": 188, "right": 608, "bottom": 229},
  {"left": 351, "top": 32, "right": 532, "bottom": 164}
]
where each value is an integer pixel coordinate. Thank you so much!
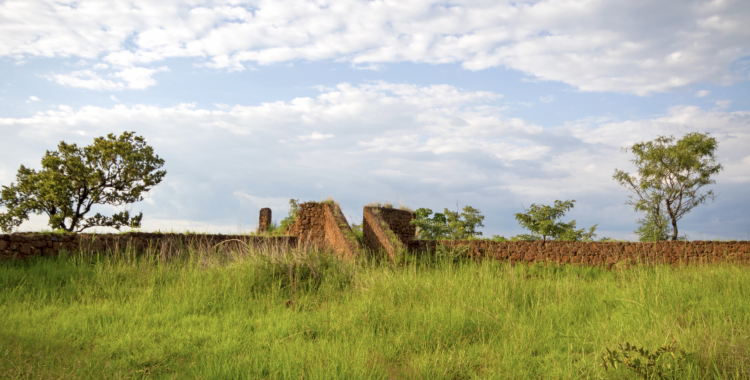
[
  {"left": 363, "top": 206, "right": 412, "bottom": 261},
  {"left": 407, "top": 240, "right": 750, "bottom": 268},
  {"left": 323, "top": 203, "right": 361, "bottom": 259},
  {"left": 0, "top": 232, "right": 297, "bottom": 259},
  {"left": 286, "top": 201, "right": 361, "bottom": 259}
]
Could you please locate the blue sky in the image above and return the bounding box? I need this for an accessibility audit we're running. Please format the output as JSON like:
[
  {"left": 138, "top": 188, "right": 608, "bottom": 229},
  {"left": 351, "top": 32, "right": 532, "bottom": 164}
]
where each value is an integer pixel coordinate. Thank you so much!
[{"left": 1, "top": 0, "right": 749, "bottom": 240}]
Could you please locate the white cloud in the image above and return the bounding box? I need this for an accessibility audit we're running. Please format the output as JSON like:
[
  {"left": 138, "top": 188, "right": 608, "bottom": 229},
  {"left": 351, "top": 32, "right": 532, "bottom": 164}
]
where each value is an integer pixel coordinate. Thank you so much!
[
  {"left": 113, "top": 66, "right": 169, "bottom": 89},
  {"left": 282, "top": 131, "right": 334, "bottom": 143},
  {"left": 110, "top": 95, "right": 119, "bottom": 102},
  {"left": 26, "top": 95, "right": 40, "bottom": 102},
  {"left": 46, "top": 67, "right": 169, "bottom": 90},
  {"left": 539, "top": 95, "right": 555, "bottom": 103},
  {"left": 715, "top": 99, "right": 732, "bottom": 109},
  {"left": 696, "top": 90, "right": 711, "bottom": 97},
  {"left": 47, "top": 70, "right": 123, "bottom": 90},
  {"left": 2, "top": 0, "right": 748, "bottom": 94}
]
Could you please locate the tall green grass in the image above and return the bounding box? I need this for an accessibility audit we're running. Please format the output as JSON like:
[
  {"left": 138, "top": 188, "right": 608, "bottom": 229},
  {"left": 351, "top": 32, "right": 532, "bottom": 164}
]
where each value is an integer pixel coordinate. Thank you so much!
[{"left": 1, "top": 242, "right": 748, "bottom": 379}]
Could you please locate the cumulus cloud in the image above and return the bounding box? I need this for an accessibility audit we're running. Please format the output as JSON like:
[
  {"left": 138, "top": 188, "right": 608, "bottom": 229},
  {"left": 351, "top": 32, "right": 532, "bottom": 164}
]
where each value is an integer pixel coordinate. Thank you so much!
[
  {"left": 2, "top": 0, "right": 748, "bottom": 94},
  {"left": 696, "top": 90, "right": 711, "bottom": 97},
  {"left": 26, "top": 95, "right": 40, "bottom": 102},
  {"left": 46, "top": 66, "right": 168, "bottom": 90},
  {"left": 1, "top": 81, "right": 748, "bottom": 237}
]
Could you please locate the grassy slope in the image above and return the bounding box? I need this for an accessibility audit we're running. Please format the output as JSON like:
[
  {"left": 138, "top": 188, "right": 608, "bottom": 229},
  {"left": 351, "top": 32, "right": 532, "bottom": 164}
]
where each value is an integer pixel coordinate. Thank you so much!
[{"left": 0, "top": 247, "right": 748, "bottom": 379}]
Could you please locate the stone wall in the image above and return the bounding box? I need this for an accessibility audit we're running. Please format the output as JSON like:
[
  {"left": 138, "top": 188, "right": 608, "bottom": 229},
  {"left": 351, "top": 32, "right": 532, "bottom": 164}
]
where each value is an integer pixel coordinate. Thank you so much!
[
  {"left": 0, "top": 232, "right": 296, "bottom": 259},
  {"left": 287, "top": 201, "right": 361, "bottom": 259},
  {"left": 323, "top": 203, "right": 361, "bottom": 259},
  {"left": 408, "top": 240, "right": 750, "bottom": 268},
  {"left": 363, "top": 206, "right": 412, "bottom": 262}
]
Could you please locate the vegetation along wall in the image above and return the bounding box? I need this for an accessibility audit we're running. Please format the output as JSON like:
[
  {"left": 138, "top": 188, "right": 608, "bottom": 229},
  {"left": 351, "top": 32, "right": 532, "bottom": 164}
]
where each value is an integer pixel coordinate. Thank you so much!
[{"left": 0, "top": 232, "right": 296, "bottom": 259}]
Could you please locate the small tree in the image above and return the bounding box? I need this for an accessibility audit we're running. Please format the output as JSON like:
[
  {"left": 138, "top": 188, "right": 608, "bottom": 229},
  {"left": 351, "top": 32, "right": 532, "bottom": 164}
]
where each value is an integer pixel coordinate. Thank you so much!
[
  {"left": 514, "top": 200, "right": 597, "bottom": 242},
  {"left": 613, "top": 132, "right": 722, "bottom": 241},
  {"left": 0, "top": 132, "right": 166, "bottom": 233},
  {"left": 411, "top": 205, "right": 485, "bottom": 240}
]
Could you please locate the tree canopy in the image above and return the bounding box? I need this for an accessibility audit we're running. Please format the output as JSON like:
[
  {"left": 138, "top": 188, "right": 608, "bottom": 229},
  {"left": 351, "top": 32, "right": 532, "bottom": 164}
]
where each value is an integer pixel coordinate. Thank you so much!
[
  {"left": 514, "top": 200, "right": 597, "bottom": 242},
  {"left": 613, "top": 132, "right": 722, "bottom": 241},
  {"left": 410, "top": 205, "right": 485, "bottom": 240},
  {"left": 0, "top": 132, "right": 166, "bottom": 233}
]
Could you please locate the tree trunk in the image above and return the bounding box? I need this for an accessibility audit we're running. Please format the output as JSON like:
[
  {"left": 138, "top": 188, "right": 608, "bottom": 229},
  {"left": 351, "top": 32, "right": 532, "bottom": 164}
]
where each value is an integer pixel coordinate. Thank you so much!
[{"left": 666, "top": 199, "right": 679, "bottom": 241}]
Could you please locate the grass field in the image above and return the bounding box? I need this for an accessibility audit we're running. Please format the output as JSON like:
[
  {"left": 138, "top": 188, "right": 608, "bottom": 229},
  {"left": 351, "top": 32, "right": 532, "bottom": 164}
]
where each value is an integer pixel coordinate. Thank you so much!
[{"left": 1, "top": 243, "right": 748, "bottom": 379}]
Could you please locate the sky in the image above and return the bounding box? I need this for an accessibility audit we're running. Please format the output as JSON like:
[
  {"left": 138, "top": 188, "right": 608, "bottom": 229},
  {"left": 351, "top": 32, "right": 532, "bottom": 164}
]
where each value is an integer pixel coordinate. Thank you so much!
[{"left": 1, "top": 0, "right": 749, "bottom": 240}]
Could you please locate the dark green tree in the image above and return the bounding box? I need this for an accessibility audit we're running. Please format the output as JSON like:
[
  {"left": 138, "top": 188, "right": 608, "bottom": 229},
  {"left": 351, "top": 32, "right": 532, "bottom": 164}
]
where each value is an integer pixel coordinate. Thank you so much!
[
  {"left": 0, "top": 132, "right": 166, "bottom": 233},
  {"left": 613, "top": 132, "right": 722, "bottom": 241},
  {"left": 514, "top": 200, "right": 597, "bottom": 242}
]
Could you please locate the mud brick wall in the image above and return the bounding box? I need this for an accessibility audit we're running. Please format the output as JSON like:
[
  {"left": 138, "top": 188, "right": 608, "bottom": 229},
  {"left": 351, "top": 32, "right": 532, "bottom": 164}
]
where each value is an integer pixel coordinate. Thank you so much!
[
  {"left": 407, "top": 240, "right": 750, "bottom": 268},
  {"left": 286, "top": 202, "right": 361, "bottom": 259},
  {"left": 0, "top": 232, "right": 297, "bottom": 259},
  {"left": 363, "top": 206, "right": 414, "bottom": 261}
]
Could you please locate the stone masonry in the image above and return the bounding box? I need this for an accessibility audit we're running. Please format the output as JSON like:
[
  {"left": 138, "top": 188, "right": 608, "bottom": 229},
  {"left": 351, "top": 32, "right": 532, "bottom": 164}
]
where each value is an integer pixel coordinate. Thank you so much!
[{"left": 258, "top": 208, "right": 272, "bottom": 233}]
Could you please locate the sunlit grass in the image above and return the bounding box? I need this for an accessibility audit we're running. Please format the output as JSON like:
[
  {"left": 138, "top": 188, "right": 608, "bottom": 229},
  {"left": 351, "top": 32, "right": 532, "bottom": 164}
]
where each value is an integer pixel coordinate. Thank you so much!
[{"left": 1, "top": 243, "right": 748, "bottom": 379}]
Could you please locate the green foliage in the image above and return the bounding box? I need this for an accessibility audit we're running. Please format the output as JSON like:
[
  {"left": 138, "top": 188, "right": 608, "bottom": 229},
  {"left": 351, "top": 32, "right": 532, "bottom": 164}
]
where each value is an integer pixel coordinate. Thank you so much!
[
  {"left": 350, "top": 223, "right": 364, "bottom": 245},
  {"left": 600, "top": 340, "right": 688, "bottom": 379},
  {"left": 278, "top": 199, "right": 300, "bottom": 233},
  {"left": 0, "top": 132, "right": 165, "bottom": 233},
  {"left": 410, "top": 205, "right": 485, "bottom": 240},
  {"left": 613, "top": 132, "right": 723, "bottom": 241},
  {"left": 635, "top": 211, "right": 673, "bottom": 242},
  {"left": 490, "top": 234, "right": 542, "bottom": 242},
  {"left": 511, "top": 234, "right": 542, "bottom": 241},
  {"left": 514, "top": 200, "right": 597, "bottom": 242}
]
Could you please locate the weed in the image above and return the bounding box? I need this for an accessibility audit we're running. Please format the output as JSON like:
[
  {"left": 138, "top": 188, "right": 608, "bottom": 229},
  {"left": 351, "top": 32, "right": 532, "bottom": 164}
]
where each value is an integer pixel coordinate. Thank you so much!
[{"left": 600, "top": 339, "right": 688, "bottom": 379}]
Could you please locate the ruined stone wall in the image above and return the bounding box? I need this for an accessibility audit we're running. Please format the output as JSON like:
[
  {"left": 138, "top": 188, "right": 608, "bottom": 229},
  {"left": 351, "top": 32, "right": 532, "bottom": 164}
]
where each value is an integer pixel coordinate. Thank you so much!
[
  {"left": 407, "top": 240, "right": 750, "bottom": 268},
  {"left": 286, "top": 201, "right": 361, "bottom": 259},
  {"left": 286, "top": 202, "right": 328, "bottom": 248},
  {"left": 379, "top": 208, "right": 416, "bottom": 244},
  {"left": 363, "top": 206, "right": 409, "bottom": 262},
  {"left": 0, "top": 232, "right": 297, "bottom": 259},
  {"left": 323, "top": 203, "right": 361, "bottom": 259}
]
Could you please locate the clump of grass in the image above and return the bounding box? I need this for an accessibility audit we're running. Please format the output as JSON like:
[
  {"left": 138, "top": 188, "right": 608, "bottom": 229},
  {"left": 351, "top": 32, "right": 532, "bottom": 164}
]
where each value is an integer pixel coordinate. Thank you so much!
[{"left": 366, "top": 201, "right": 394, "bottom": 209}]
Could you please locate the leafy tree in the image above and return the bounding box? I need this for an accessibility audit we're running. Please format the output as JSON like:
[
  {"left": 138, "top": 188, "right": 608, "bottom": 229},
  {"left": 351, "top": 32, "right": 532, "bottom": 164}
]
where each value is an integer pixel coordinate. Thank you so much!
[
  {"left": 514, "top": 200, "right": 597, "bottom": 242},
  {"left": 411, "top": 205, "right": 485, "bottom": 240},
  {"left": 0, "top": 132, "right": 166, "bottom": 233},
  {"left": 278, "top": 199, "right": 300, "bottom": 232},
  {"left": 634, "top": 211, "right": 673, "bottom": 242},
  {"left": 613, "top": 132, "right": 722, "bottom": 241}
]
